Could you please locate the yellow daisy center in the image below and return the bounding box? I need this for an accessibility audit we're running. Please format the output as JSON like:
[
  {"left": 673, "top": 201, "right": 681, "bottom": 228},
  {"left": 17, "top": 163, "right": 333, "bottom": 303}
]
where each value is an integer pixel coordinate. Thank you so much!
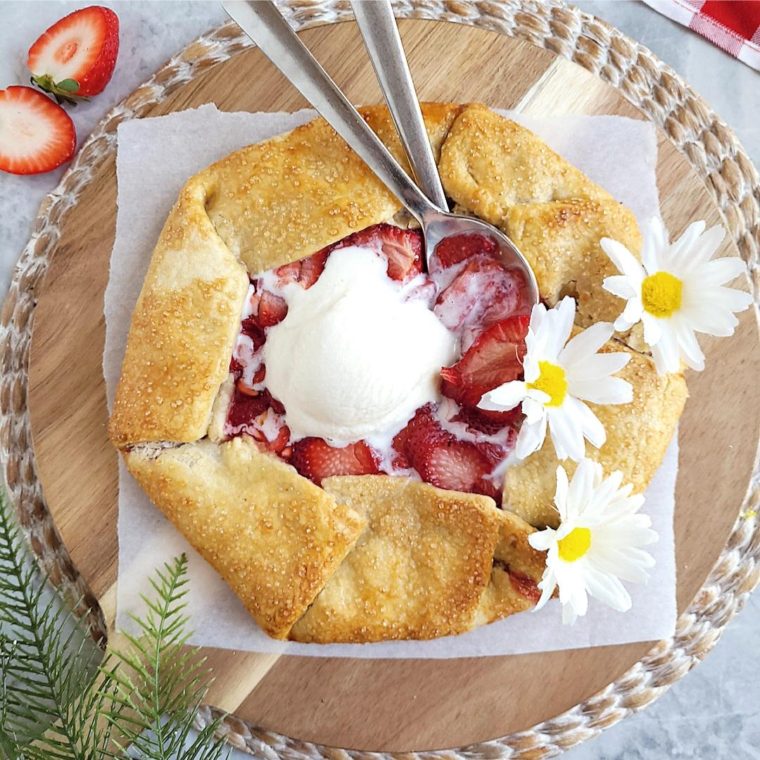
[
  {"left": 558, "top": 527, "right": 592, "bottom": 562},
  {"left": 641, "top": 271, "right": 683, "bottom": 318},
  {"left": 527, "top": 360, "right": 568, "bottom": 407}
]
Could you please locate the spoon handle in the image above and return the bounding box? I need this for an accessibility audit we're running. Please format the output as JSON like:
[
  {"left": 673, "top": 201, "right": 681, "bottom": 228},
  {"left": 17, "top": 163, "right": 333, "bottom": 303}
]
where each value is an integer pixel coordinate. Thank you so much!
[
  {"left": 222, "top": 0, "right": 438, "bottom": 223},
  {"left": 352, "top": 0, "right": 448, "bottom": 212}
]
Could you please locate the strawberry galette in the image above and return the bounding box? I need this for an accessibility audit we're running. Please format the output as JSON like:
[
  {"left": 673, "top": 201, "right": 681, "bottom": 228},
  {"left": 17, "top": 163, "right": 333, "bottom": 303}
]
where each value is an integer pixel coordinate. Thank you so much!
[{"left": 110, "top": 103, "right": 693, "bottom": 642}]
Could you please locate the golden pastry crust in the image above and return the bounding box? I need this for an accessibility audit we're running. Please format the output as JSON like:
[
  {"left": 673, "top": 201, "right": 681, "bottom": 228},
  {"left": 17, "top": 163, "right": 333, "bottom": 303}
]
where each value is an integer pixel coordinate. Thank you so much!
[
  {"left": 125, "top": 437, "right": 365, "bottom": 639},
  {"left": 504, "top": 199, "right": 642, "bottom": 325},
  {"left": 438, "top": 103, "right": 613, "bottom": 225},
  {"left": 112, "top": 101, "right": 686, "bottom": 644},
  {"left": 109, "top": 179, "right": 249, "bottom": 447},
  {"left": 289, "top": 476, "right": 501, "bottom": 643},
  {"left": 504, "top": 341, "right": 688, "bottom": 528},
  {"left": 473, "top": 509, "right": 546, "bottom": 626},
  {"left": 201, "top": 103, "right": 459, "bottom": 277}
]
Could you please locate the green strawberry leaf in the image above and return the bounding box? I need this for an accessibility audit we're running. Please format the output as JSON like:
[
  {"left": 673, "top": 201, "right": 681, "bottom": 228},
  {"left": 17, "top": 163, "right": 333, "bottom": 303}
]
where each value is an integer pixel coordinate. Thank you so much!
[
  {"left": 56, "top": 78, "right": 80, "bottom": 93},
  {"left": 29, "top": 74, "right": 88, "bottom": 106}
]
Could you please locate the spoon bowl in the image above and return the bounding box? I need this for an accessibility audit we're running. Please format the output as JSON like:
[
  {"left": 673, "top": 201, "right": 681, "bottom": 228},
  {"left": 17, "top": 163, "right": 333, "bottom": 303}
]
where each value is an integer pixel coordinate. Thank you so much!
[{"left": 223, "top": 0, "right": 539, "bottom": 306}]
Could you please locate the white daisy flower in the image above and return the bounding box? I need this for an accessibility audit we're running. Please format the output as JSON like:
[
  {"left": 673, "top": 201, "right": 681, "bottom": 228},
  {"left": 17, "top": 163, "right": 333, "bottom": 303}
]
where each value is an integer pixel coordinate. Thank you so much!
[
  {"left": 478, "top": 297, "right": 632, "bottom": 462},
  {"left": 529, "top": 459, "right": 657, "bottom": 625},
  {"left": 601, "top": 217, "right": 752, "bottom": 375}
]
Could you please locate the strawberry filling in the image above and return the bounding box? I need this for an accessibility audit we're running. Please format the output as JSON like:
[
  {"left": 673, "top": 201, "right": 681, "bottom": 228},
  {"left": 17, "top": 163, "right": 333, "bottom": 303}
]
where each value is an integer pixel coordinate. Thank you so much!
[{"left": 224, "top": 224, "right": 531, "bottom": 502}]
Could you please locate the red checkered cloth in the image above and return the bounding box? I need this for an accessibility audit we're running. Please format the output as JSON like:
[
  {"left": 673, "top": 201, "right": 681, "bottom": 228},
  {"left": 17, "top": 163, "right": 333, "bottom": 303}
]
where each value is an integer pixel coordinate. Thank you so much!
[{"left": 642, "top": 0, "right": 760, "bottom": 70}]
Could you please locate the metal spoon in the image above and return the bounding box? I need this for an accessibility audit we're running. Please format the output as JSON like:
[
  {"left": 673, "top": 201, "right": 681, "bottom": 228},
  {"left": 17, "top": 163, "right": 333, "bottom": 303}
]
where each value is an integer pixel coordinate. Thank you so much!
[{"left": 222, "top": 0, "right": 539, "bottom": 305}]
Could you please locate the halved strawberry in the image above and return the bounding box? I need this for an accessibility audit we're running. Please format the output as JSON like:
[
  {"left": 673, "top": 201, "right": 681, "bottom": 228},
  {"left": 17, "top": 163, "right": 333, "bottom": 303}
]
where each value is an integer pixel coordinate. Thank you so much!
[
  {"left": 273, "top": 249, "right": 330, "bottom": 290},
  {"left": 27, "top": 5, "right": 119, "bottom": 102},
  {"left": 441, "top": 315, "right": 530, "bottom": 408},
  {"left": 433, "top": 232, "right": 499, "bottom": 269},
  {"left": 335, "top": 224, "right": 423, "bottom": 281},
  {"left": 0, "top": 86, "right": 75, "bottom": 175},
  {"left": 417, "top": 439, "right": 499, "bottom": 500},
  {"left": 290, "top": 438, "right": 379, "bottom": 485},
  {"left": 377, "top": 225, "right": 423, "bottom": 281},
  {"left": 434, "top": 256, "right": 527, "bottom": 335},
  {"left": 274, "top": 261, "right": 301, "bottom": 287},
  {"left": 299, "top": 249, "right": 329, "bottom": 288},
  {"left": 392, "top": 405, "right": 502, "bottom": 500},
  {"left": 257, "top": 290, "right": 288, "bottom": 327}
]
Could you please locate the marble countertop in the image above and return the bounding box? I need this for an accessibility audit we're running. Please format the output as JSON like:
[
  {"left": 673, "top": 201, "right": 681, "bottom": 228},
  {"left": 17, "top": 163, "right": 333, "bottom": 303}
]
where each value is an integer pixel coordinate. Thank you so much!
[{"left": 0, "top": 2, "right": 758, "bottom": 758}]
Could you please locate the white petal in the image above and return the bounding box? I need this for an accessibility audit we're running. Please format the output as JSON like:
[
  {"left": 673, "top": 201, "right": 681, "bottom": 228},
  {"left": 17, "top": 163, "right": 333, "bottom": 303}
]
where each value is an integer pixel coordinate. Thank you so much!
[
  {"left": 528, "top": 528, "right": 556, "bottom": 552},
  {"left": 569, "top": 375, "right": 633, "bottom": 405},
  {"left": 672, "top": 316, "right": 705, "bottom": 371},
  {"left": 643, "top": 217, "right": 668, "bottom": 272},
  {"left": 516, "top": 414, "right": 547, "bottom": 459},
  {"left": 548, "top": 405, "right": 585, "bottom": 462},
  {"left": 554, "top": 465, "right": 569, "bottom": 518},
  {"left": 566, "top": 458, "right": 599, "bottom": 514},
  {"left": 600, "top": 238, "right": 645, "bottom": 282},
  {"left": 615, "top": 298, "right": 644, "bottom": 332},
  {"left": 479, "top": 381, "right": 527, "bottom": 412},
  {"left": 568, "top": 397, "right": 607, "bottom": 449},
  {"left": 544, "top": 297, "right": 576, "bottom": 358},
  {"left": 603, "top": 275, "right": 638, "bottom": 300},
  {"left": 583, "top": 566, "right": 632, "bottom": 612},
  {"left": 641, "top": 312, "right": 663, "bottom": 346},
  {"left": 528, "top": 302, "right": 548, "bottom": 336},
  {"left": 666, "top": 219, "right": 706, "bottom": 272},
  {"left": 680, "top": 302, "right": 740, "bottom": 337},
  {"left": 565, "top": 351, "right": 630, "bottom": 382},
  {"left": 653, "top": 324, "right": 682, "bottom": 374},
  {"left": 558, "top": 568, "right": 588, "bottom": 619},
  {"left": 698, "top": 256, "right": 748, "bottom": 285},
  {"left": 559, "top": 322, "right": 615, "bottom": 368},
  {"left": 691, "top": 223, "right": 725, "bottom": 264},
  {"left": 523, "top": 394, "right": 549, "bottom": 422},
  {"left": 534, "top": 569, "right": 557, "bottom": 611}
]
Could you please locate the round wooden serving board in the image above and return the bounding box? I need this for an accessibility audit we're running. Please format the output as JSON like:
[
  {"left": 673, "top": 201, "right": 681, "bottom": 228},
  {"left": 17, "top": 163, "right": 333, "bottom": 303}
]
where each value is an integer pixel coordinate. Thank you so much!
[{"left": 25, "top": 19, "right": 760, "bottom": 752}]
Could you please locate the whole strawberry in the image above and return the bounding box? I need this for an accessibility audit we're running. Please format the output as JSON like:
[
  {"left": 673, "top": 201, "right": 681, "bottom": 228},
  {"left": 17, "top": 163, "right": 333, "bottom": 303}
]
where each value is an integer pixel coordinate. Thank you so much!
[{"left": 27, "top": 5, "right": 119, "bottom": 104}]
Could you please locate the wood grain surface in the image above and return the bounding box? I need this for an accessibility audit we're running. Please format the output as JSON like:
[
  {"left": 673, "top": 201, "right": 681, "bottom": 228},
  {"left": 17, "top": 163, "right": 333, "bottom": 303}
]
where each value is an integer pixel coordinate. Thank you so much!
[{"left": 26, "top": 20, "right": 760, "bottom": 752}]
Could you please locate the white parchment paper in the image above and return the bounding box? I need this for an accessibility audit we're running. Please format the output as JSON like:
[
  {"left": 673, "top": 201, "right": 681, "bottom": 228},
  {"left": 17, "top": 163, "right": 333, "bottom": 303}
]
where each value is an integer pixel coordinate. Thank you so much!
[{"left": 105, "top": 104, "right": 675, "bottom": 657}]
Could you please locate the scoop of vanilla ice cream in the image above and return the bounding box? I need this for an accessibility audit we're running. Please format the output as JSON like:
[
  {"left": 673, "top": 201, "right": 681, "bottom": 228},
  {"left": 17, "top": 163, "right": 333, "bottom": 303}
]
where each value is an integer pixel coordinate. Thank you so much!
[{"left": 263, "top": 246, "right": 456, "bottom": 443}]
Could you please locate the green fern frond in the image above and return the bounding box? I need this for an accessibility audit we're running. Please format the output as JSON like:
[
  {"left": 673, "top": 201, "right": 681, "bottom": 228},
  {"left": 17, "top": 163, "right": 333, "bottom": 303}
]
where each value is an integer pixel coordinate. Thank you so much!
[
  {"left": 104, "top": 555, "right": 228, "bottom": 760},
  {"left": 0, "top": 491, "right": 228, "bottom": 759},
  {"left": 0, "top": 493, "right": 119, "bottom": 758}
]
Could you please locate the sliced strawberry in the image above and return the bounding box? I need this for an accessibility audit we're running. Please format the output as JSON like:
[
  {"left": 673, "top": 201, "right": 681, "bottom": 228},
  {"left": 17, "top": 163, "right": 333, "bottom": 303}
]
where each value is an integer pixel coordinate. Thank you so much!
[
  {"left": 257, "top": 290, "right": 288, "bottom": 327},
  {"left": 433, "top": 232, "right": 500, "bottom": 269},
  {"left": 240, "top": 318, "right": 265, "bottom": 347},
  {"left": 508, "top": 569, "right": 541, "bottom": 604},
  {"left": 434, "top": 256, "right": 527, "bottom": 334},
  {"left": 441, "top": 315, "right": 529, "bottom": 408},
  {"left": 27, "top": 6, "right": 119, "bottom": 102},
  {"left": 452, "top": 405, "right": 522, "bottom": 436},
  {"left": 274, "top": 260, "right": 301, "bottom": 287},
  {"left": 265, "top": 422, "right": 291, "bottom": 454},
  {"left": 0, "top": 86, "right": 75, "bottom": 175},
  {"left": 417, "top": 439, "right": 499, "bottom": 500},
  {"left": 236, "top": 378, "right": 259, "bottom": 397},
  {"left": 392, "top": 405, "right": 502, "bottom": 500},
  {"left": 377, "top": 225, "right": 423, "bottom": 281},
  {"left": 299, "top": 249, "right": 329, "bottom": 288},
  {"left": 334, "top": 224, "right": 423, "bottom": 281},
  {"left": 226, "top": 386, "right": 272, "bottom": 432},
  {"left": 290, "top": 438, "right": 379, "bottom": 485}
]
